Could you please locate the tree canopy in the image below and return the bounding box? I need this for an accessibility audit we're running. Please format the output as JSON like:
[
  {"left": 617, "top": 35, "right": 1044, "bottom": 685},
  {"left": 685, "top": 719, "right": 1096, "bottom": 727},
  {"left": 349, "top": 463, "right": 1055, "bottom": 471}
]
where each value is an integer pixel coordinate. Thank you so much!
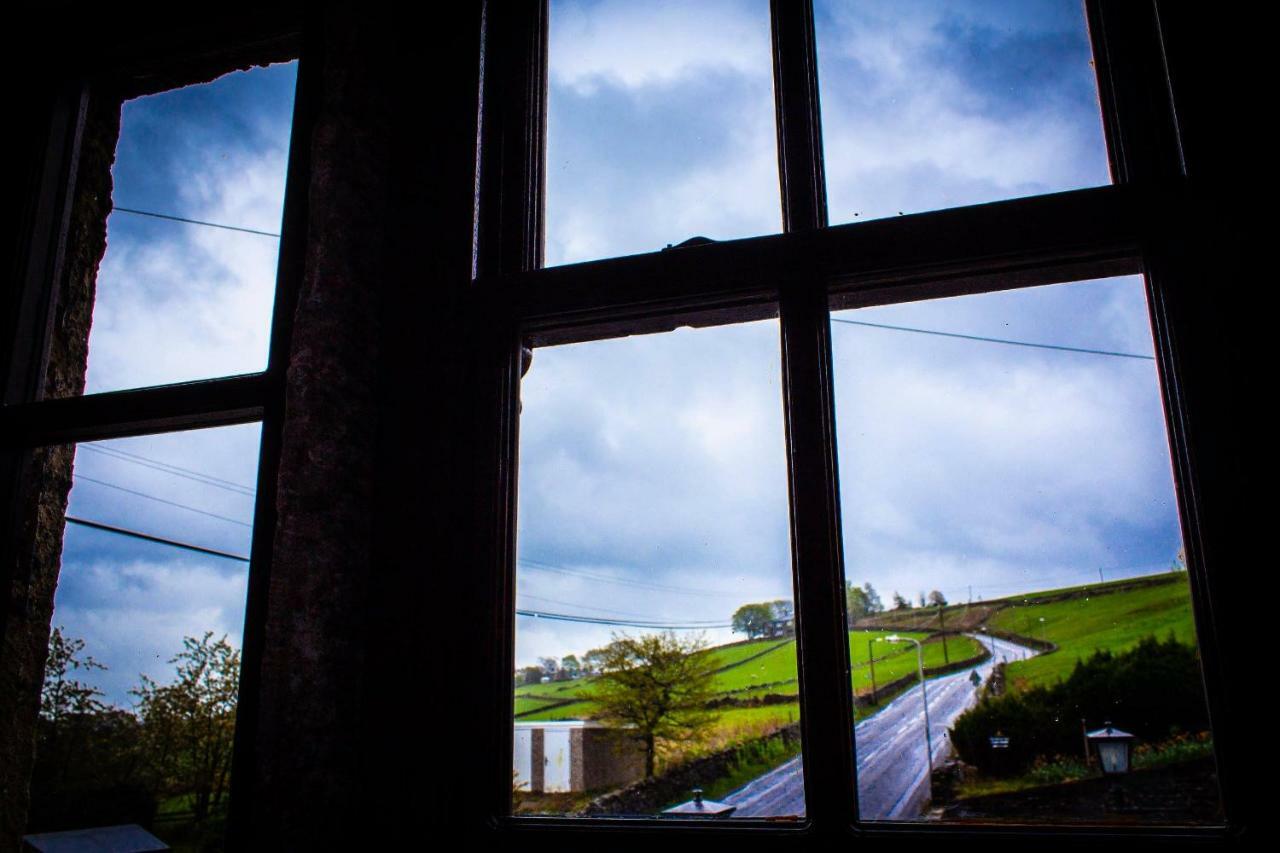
[
  {"left": 133, "top": 632, "right": 239, "bottom": 822},
  {"left": 587, "top": 632, "right": 719, "bottom": 777}
]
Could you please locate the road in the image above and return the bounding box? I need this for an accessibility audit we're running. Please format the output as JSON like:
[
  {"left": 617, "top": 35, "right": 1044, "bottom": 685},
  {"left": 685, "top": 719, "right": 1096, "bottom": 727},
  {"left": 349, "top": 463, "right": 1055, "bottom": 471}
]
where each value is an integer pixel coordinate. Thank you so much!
[{"left": 723, "top": 633, "right": 1039, "bottom": 820}]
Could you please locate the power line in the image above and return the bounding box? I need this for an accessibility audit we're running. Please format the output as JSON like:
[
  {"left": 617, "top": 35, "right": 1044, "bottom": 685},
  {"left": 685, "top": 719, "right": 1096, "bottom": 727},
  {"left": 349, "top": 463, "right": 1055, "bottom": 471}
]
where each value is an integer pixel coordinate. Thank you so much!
[
  {"left": 516, "top": 592, "right": 725, "bottom": 623},
  {"left": 65, "top": 516, "right": 249, "bottom": 562},
  {"left": 79, "top": 444, "right": 256, "bottom": 496},
  {"left": 830, "top": 317, "right": 1156, "bottom": 360},
  {"left": 73, "top": 475, "right": 253, "bottom": 527},
  {"left": 519, "top": 556, "right": 727, "bottom": 598},
  {"left": 516, "top": 608, "right": 731, "bottom": 630},
  {"left": 63, "top": 515, "right": 729, "bottom": 628},
  {"left": 112, "top": 206, "right": 280, "bottom": 238}
]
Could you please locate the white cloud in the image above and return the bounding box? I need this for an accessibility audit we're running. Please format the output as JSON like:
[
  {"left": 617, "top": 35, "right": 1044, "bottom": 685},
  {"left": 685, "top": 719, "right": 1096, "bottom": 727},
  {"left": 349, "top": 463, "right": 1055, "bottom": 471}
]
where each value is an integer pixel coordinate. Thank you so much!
[
  {"left": 52, "top": 557, "right": 249, "bottom": 708},
  {"left": 551, "top": 0, "right": 772, "bottom": 94}
]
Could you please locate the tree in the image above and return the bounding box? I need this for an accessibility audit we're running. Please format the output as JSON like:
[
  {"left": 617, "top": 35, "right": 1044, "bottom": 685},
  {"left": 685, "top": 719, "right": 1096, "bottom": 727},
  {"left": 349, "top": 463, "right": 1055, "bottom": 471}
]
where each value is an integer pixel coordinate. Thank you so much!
[
  {"left": 731, "top": 602, "right": 774, "bottom": 639},
  {"left": 917, "top": 591, "right": 927, "bottom": 608},
  {"left": 560, "top": 654, "right": 581, "bottom": 679},
  {"left": 582, "top": 647, "right": 607, "bottom": 676},
  {"left": 862, "top": 583, "right": 884, "bottom": 614},
  {"left": 927, "top": 590, "right": 947, "bottom": 607},
  {"left": 517, "top": 665, "right": 544, "bottom": 686},
  {"left": 845, "top": 583, "right": 871, "bottom": 621},
  {"left": 891, "top": 591, "right": 911, "bottom": 610},
  {"left": 41, "top": 626, "right": 107, "bottom": 725},
  {"left": 587, "top": 632, "right": 719, "bottom": 778},
  {"left": 133, "top": 632, "right": 239, "bottom": 823},
  {"left": 537, "top": 656, "right": 560, "bottom": 680},
  {"left": 768, "top": 599, "right": 795, "bottom": 636}
]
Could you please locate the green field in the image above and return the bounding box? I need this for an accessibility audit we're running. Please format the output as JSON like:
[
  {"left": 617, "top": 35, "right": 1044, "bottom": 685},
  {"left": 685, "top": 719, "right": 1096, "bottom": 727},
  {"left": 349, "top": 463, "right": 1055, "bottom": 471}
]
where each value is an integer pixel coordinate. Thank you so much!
[
  {"left": 990, "top": 574, "right": 1196, "bottom": 691},
  {"left": 514, "top": 629, "right": 984, "bottom": 725}
]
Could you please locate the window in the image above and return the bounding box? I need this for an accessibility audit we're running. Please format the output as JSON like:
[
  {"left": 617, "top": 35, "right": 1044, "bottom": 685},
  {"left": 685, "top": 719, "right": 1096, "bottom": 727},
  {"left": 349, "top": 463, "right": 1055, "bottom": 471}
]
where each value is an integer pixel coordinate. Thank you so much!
[
  {"left": 488, "top": 0, "right": 1231, "bottom": 839},
  {"left": 2, "top": 38, "right": 304, "bottom": 851},
  {"left": 2, "top": 1, "right": 1247, "bottom": 847}
]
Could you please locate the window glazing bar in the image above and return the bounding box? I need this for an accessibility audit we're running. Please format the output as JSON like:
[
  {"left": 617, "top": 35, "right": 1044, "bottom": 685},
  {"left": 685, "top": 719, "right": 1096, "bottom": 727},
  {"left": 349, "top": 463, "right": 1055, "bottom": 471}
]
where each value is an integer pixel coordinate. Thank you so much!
[{"left": 770, "top": 0, "right": 857, "bottom": 832}]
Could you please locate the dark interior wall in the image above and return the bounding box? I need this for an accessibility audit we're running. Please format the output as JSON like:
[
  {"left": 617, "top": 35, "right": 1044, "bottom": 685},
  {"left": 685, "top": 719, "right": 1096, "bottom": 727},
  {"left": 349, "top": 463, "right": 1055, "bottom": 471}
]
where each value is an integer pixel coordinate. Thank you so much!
[{"left": 0, "top": 90, "right": 118, "bottom": 849}]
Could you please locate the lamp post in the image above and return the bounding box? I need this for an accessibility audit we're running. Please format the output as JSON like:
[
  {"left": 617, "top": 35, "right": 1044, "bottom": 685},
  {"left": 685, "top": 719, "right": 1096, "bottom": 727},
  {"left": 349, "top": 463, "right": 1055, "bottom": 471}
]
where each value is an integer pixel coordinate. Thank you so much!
[
  {"left": 867, "top": 636, "right": 877, "bottom": 700},
  {"left": 881, "top": 634, "right": 934, "bottom": 794}
]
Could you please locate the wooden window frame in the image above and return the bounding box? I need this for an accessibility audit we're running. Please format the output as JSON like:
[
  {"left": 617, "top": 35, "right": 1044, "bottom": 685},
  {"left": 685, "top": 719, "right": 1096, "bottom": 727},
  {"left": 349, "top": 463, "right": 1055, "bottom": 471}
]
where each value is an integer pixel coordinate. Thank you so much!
[
  {"left": 0, "top": 19, "right": 315, "bottom": 844},
  {"left": 476, "top": 0, "right": 1236, "bottom": 843},
  {"left": 0, "top": 0, "right": 1246, "bottom": 847}
]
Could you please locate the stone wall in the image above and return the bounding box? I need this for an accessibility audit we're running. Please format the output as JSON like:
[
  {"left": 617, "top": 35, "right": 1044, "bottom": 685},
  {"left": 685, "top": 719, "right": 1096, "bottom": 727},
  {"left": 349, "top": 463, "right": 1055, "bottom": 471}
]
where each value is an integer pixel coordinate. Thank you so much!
[{"left": 0, "top": 90, "right": 119, "bottom": 850}]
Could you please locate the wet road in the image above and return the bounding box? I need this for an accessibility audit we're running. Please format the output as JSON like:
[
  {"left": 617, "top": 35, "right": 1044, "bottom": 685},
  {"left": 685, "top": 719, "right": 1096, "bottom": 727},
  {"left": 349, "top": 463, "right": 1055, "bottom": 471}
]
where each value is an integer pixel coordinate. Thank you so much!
[{"left": 724, "top": 633, "right": 1039, "bottom": 820}]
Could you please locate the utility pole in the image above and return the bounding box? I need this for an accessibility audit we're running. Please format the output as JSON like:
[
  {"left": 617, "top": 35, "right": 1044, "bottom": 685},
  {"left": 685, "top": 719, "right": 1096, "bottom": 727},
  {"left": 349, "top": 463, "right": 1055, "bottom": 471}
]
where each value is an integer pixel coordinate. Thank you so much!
[
  {"left": 937, "top": 604, "right": 948, "bottom": 664},
  {"left": 867, "top": 637, "right": 877, "bottom": 701}
]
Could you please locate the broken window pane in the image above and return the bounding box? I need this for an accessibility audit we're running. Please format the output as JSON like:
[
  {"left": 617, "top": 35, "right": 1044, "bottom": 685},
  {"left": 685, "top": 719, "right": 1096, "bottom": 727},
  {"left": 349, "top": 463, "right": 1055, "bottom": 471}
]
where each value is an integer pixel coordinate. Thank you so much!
[
  {"left": 546, "top": 0, "right": 780, "bottom": 266},
  {"left": 514, "top": 319, "right": 805, "bottom": 818},
  {"left": 28, "top": 424, "right": 261, "bottom": 845},
  {"left": 815, "top": 0, "right": 1110, "bottom": 224},
  {"left": 67, "top": 62, "right": 297, "bottom": 396},
  {"left": 830, "top": 277, "right": 1222, "bottom": 825}
]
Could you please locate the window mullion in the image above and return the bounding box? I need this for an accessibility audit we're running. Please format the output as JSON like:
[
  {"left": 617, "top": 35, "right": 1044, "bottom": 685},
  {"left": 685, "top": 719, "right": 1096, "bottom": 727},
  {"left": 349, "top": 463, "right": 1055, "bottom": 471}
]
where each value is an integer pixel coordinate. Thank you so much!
[{"left": 770, "top": 0, "right": 855, "bottom": 834}]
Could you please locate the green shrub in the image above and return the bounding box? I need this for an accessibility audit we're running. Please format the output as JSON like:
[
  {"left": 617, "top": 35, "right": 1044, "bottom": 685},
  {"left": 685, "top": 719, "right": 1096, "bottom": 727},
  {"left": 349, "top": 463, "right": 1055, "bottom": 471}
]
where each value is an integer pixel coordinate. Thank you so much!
[{"left": 951, "top": 635, "right": 1209, "bottom": 776}]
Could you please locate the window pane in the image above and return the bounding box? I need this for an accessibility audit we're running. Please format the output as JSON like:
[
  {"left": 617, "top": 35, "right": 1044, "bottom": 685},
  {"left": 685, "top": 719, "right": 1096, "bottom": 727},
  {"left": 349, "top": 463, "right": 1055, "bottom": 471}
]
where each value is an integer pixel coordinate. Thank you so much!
[
  {"left": 514, "top": 320, "right": 805, "bottom": 818},
  {"left": 28, "top": 424, "right": 261, "bottom": 845},
  {"left": 67, "top": 62, "right": 297, "bottom": 396},
  {"left": 831, "top": 277, "right": 1222, "bottom": 825},
  {"left": 815, "top": 0, "right": 1110, "bottom": 224},
  {"left": 546, "top": 0, "right": 780, "bottom": 266}
]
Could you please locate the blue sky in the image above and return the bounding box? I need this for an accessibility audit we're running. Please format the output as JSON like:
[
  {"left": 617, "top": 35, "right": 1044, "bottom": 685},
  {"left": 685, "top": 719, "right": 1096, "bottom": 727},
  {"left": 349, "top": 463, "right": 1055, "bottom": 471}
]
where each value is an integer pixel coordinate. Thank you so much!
[
  {"left": 517, "top": 0, "right": 1176, "bottom": 667},
  {"left": 49, "top": 3, "right": 1182, "bottom": 702},
  {"left": 51, "top": 63, "right": 295, "bottom": 706}
]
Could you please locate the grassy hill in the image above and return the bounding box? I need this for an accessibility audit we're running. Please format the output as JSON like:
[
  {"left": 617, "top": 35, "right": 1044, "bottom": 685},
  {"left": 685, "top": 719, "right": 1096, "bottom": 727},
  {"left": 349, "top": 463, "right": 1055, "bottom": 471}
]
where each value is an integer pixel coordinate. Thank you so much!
[
  {"left": 855, "top": 572, "right": 1199, "bottom": 693},
  {"left": 514, "top": 629, "right": 986, "bottom": 728}
]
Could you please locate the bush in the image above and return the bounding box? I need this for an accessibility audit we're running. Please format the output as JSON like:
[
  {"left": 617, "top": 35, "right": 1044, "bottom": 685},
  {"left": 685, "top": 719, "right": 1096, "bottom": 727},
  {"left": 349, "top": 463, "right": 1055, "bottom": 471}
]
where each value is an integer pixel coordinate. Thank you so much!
[{"left": 951, "top": 635, "right": 1209, "bottom": 776}]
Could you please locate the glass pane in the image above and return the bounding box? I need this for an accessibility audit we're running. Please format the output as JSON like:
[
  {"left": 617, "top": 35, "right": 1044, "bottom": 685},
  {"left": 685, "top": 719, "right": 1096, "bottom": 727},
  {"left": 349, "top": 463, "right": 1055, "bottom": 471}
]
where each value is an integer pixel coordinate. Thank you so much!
[
  {"left": 546, "top": 0, "right": 780, "bottom": 266},
  {"left": 28, "top": 424, "right": 261, "bottom": 846},
  {"left": 514, "top": 320, "right": 805, "bottom": 818},
  {"left": 831, "top": 277, "right": 1222, "bottom": 825},
  {"left": 69, "top": 62, "right": 297, "bottom": 396},
  {"left": 815, "top": 0, "right": 1110, "bottom": 224}
]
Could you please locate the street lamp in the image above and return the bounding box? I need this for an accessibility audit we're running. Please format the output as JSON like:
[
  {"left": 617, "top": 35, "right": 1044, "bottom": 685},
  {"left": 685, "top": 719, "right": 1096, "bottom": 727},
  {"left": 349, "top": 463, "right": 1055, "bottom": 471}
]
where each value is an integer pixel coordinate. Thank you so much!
[
  {"left": 1086, "top": 722, "right": 1136, "bottom": 775},
  {"left": 880, "top": 634, "right": 934, "bottom": 794}
]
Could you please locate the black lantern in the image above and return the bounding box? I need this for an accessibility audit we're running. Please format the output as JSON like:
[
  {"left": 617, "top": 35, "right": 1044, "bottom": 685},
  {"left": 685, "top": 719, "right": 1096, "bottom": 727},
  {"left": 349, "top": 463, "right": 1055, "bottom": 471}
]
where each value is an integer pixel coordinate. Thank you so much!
[{"left": 1086, "top": 722, "right": 1136, "bottom": 775}]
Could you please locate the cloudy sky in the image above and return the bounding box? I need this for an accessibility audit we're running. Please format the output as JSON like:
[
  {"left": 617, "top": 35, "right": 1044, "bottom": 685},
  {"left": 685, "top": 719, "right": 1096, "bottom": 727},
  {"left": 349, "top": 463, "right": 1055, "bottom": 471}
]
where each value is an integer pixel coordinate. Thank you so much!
[
  {"left": 49, "top": 2, "right": 1182, "bottom": 703},
  {"left": 516, "top": 0, "right": 1178, "bottom": 668},
  {"left": 52, "top": 62, "right": 295, "bottom": 706}
]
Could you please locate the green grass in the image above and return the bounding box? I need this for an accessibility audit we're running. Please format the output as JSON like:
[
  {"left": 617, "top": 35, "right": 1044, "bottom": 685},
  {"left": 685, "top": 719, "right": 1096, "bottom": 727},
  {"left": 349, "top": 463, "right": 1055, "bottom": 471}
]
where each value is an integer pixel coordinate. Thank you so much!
[
  {"left": 848, "top": 631, "right": 983, "bottom": 696},
  {"left": 519, "top": 700, "right": 598, "bottom": 721},
  {"left": 989, "top": 574, "right": 1197, "bottom": 691}
]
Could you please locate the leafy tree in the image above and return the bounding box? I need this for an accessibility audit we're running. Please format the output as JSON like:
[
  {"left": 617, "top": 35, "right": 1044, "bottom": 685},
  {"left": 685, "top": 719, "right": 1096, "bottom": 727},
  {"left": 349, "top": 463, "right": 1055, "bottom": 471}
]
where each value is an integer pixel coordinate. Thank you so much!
[
  {"left": 30, "top": 629, "right": 154, "bottom": 833},
  {"left": 587, "top": 632, "right": 719, "bottom": 778},
  {"left": 927, "top": 590, "right": 948, "bottom": 607},
  {"left": 731, "top": 603, "right": 774, "bottom": 639},
  {"left": 862, "top": 582, "right": 884, "bottom": 614},
  {"left": 537, "top": 656, "right": 560, "bottom": 679},
  {"left": 769, "top": 599, "right": 795, "bottom": 630},
  {"left": 560, "top": 654, "right": 581, "bottom": 679},
  {"left": 517, "top": 665, "right": 544, "bottom": 686},
  {"left": 891, "top": 591, "right": 911, "bottom": 610},
  {"left": 582, "top": 647, "right": 607, "bottom": 676},
  {"left": 41, "top": 626, "right": 107, "bottom": 724},
  {"left": 846, "top": 583, "right": 872, "bottom": 621},
  {"left": 133, "top": 632, "right": 239, "bottom": 822},
  {"left": 917, "top": 591, "right": 927, "bottom": 608}
]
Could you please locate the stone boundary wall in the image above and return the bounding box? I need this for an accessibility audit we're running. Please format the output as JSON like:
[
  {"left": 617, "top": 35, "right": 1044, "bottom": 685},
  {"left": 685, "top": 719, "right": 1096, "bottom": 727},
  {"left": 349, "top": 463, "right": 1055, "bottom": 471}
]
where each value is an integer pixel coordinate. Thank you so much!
[{"left": 581, "top": 723, "right": 802, "bottom": 816}]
